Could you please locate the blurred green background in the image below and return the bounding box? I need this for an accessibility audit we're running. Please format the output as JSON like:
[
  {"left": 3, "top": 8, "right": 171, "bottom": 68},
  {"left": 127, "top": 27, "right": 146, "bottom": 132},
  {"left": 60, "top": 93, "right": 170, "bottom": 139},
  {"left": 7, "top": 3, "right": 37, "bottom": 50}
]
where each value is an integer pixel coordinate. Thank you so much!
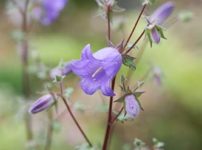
[{"left": 0, "top": 0, "right": 202, "bottom": 150}]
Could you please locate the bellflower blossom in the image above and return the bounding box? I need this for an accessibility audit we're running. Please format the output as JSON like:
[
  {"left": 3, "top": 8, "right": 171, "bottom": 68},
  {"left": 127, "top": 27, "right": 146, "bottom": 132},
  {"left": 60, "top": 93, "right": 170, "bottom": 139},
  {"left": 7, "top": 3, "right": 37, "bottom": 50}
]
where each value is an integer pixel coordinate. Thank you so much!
[
  {"left": 146, "top": 2, "right": 174, "bottom": 44},
  {"left": 125, "top": 95, "right": 140, "bottom": 118},
  {"left": 70, "top": 44, "right": 122, "bottom": 96},
  {"left": 29, "top": 94, "right": 56, "bottom": 114},
  {"left": 40, "top": 0, "right": 68, "bottom": 25}
]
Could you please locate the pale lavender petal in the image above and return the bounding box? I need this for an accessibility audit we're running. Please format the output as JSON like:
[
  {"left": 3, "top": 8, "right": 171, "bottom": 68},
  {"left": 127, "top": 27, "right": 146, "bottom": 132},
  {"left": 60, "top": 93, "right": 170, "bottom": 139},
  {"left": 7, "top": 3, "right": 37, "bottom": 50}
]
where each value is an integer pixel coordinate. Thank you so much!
[
  {"left": 71, "top": 60, "right": 97, "bottom": 77},
  {"left": 150, "top": 2, "right": 174, "bottom": 25},
  {"left": 62, "top": 62, "right": 72, "bottom": 75},
  {"left": 80, "top": 78, "right": 100, "bottom": 95},
  {"left": 125, "top": 95, "right": 140, "bottom": 118},
  {"left": 93, "top": 47, "right": 120, "bottom": 60},
  {"left": 41, "top": 0, "right": 68, "bottom": 25},
  {"left": 29, "top": 94, "right": 55, "bottom": 114},
  {"left": 101, "top": 80, "right": 115, "bottom": 96},
  {"left": 151, "top": 28, "right": 160, "bottom": 44},
  {"left": 81, "top": 44, "right": 94, "bottom": 60}
]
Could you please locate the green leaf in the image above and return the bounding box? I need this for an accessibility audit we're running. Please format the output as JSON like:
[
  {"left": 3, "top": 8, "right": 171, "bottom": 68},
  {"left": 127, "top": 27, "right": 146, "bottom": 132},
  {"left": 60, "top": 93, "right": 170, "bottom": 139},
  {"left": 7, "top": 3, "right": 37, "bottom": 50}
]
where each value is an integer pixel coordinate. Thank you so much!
[{"left": 122, "top": 55, "right": 136, "bottom": 70}]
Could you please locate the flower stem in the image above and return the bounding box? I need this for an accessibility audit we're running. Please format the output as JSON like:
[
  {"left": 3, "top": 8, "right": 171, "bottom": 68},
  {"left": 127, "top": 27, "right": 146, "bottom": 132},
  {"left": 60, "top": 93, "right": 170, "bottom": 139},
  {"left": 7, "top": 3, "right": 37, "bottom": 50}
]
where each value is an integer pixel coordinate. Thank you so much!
[
  {"left": 123, "top": 4, "right": 147, "bottom": 49},
  {"left": 18, "top": 0, "right": 34, "bottom": 142},
  {"left": 107, "top": 5, "right": 111, "bottom": 43},
  {"left": 44, "top": 110, "right": 53, "bottom": 150},
  {"left": 124, "top": 30, "right": 145, "bottom": 54},
  {"left": 102, "top": 76, "right": 116, "bottom": 150},
  {"left": 111, "top": 106, "right": 124, "bottom": 124},
  {"left": 59, "top": 82, "right": 92, "bottom": 147}
]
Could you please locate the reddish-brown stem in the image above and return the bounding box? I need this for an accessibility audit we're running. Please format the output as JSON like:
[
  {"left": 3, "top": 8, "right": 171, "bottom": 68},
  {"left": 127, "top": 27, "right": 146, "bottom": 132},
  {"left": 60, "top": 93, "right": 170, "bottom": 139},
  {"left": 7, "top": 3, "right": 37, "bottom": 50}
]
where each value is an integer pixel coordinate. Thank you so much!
[
  {"left": 107, "top": 5, "right": 111, "bottom": 43},
  {"left": 102, "top": 77, "right": 116, "bottom": 150},
  {"left": 123, "top": 4, "right": 147, "bottom": 49},
  {"left": 124, "top": 30, "right": 145, "bottom": 54},
  {"left": 60, "top": 95, "right": 93, "bottom": 147}
]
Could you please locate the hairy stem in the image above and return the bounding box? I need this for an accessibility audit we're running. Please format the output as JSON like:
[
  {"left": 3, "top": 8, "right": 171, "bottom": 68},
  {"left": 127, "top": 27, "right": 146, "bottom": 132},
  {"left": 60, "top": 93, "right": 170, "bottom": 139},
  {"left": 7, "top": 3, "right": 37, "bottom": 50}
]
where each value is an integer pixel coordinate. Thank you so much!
[{"left": 102, "top": 77, "right": 116, "bottom": 150}]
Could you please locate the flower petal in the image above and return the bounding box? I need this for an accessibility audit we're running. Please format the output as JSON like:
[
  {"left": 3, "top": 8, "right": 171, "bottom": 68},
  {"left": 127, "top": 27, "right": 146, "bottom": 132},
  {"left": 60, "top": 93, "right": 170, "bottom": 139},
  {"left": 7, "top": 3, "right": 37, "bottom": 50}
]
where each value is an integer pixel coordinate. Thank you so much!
[
  {"left": 81, "top": 44, "right": 94, "bottom": 60},
  {"left": 150, "top": 2, "right": 174, "bottom": 25},
  {"left": 101, "top": 80, "right": 115, "bottom": 96},
  {"left": 151, "top": 27, "right": 160, "bottom": 44},
  {"left": 80, "top": 78, "right": 100, "bottom": 95}
]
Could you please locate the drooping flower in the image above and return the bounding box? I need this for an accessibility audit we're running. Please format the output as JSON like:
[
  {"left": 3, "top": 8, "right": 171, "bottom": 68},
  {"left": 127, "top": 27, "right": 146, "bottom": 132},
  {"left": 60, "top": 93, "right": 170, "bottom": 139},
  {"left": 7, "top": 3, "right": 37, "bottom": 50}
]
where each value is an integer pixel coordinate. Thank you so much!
[
  {"left": 70, "top": 44, "right": 122, "bottom": 96},
  {"left": 146, "top": 2, "right": 174, "bottom": 44},
  {"left": 40, "top": 0, "right": 68, "bottom": 25},
  {"left": 29, "top": 94, "right": 56, "bottom": 114},
  {"left": 125, "top": 95, "right": 140, "bottom": 118}
]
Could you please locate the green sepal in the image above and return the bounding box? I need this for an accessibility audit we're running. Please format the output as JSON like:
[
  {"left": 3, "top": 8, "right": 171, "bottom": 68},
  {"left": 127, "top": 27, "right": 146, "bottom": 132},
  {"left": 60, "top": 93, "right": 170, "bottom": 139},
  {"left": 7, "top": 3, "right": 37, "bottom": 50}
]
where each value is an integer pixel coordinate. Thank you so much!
[
  {"left": 156, "top": 26, "right": 167, "bottom": 39},
  {"left": 145, "top": 29, "right": 153, "bottom": 47},
  {"left": 133, "top": 91, "right": 145, "bottom": 98},
  {"left": 122, "top": 55, "right": 136, "bottom": 70}
]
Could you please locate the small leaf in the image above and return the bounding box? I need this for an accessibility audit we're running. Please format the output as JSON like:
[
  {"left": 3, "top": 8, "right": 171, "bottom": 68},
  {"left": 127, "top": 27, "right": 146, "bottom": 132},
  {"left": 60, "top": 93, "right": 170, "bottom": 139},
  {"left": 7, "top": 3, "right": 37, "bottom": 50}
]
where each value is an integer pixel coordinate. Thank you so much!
[{"left": 122, "top": 55, "right": 136, "bottom": 70}]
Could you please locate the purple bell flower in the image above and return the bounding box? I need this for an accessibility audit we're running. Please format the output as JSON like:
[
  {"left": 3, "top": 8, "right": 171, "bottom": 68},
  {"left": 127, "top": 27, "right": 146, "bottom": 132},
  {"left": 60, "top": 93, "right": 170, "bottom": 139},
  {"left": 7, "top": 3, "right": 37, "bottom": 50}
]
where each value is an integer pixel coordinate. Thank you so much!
[
  {"left": 147, "top": 2, "right": 174, "bottom": 44},
  {"left": 125, "top": 95, "right": 140, "bottom": 118},
  {"left": 29, "top": 94, "right": 55, "bottom": 114},
  {"left": 41, "top": 0, "right": 68, "bottom": 25},
  {"left": 70, "top": 44, "right": 122, "bottom": 96}
]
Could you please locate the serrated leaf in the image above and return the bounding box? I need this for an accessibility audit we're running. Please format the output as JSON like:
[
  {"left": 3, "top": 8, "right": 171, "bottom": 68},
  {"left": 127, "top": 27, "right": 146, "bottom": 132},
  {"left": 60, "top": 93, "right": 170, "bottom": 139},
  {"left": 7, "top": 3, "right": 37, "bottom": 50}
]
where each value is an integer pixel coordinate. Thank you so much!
[{"left": 122, "top": 55, "right": 136, "bottom": 70}]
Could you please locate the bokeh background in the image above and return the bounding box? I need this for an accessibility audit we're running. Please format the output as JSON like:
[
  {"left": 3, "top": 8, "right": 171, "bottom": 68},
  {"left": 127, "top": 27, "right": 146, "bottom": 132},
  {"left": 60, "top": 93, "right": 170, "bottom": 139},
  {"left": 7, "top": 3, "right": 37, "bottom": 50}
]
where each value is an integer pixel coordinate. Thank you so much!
[{"left": 0, "top": 0, "right": 202, "bottom": 150}]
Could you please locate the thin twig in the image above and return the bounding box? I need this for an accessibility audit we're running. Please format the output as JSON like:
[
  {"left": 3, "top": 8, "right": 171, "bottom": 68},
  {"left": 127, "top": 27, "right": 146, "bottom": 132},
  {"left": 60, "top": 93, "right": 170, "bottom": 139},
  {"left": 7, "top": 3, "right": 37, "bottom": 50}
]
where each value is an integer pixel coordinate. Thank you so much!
[
  {"left": 107, "top": 5, "right": 111, "bottom": 44},
  {"left": 111, "top": 106, "right": 124, "bottom": 124},
  {"left": 123, "top": 4, "right": 147, "bottom": 49},
  {"left": 58, "top": 82, "right": 92, "bottom": 147},
  {"left": 124, "top": 30, "right": 145, "bottom": 54},
  {"left": 44, "top": 110, "right": 53, "bottom": 150},
  {"left": 60, "top": 95, "right": 93, "bottom": 147}
]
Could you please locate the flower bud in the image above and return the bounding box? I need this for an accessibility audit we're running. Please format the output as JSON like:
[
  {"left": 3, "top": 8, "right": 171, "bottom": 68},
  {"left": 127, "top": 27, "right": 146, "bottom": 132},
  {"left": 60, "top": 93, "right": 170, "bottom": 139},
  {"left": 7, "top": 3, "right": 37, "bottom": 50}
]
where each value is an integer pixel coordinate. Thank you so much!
[
  {"left": 125, "top": 95, "right": 140, "bottom": 118},
  {"left": 29, "top": 94, "right": 55, "bottom": 114}
]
